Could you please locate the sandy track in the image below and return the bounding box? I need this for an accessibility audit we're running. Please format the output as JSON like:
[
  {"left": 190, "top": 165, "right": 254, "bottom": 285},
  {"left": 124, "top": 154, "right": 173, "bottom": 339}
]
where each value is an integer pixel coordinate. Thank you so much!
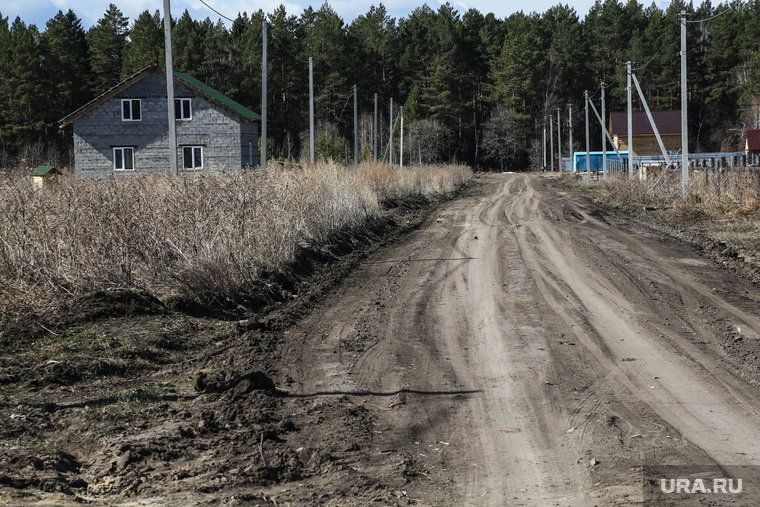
[{"left": 287, "top": 173, "right": 760, "bottom": 505}]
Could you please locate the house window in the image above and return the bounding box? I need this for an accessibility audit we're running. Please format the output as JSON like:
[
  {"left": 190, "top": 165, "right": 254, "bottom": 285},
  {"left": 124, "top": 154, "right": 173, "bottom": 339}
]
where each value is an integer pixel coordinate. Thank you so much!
[
  {"left": 113, "top": 147, "right": 135, "bottom": 171},
  {"left": 175, "top": 98, "right": 192, "bottom": 120},
  {"left": 183, "top": 146, "right": 203, "bottom": 170},
  {"left": 121, "top": 99, "right": 141, "bottom": 121}
]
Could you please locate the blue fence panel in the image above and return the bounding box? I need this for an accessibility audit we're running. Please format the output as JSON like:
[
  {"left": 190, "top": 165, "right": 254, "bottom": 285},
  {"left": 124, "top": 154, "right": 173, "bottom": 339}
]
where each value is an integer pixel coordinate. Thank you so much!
[{"left": 572, "top": 151, "right": 629, "bottom": 172}]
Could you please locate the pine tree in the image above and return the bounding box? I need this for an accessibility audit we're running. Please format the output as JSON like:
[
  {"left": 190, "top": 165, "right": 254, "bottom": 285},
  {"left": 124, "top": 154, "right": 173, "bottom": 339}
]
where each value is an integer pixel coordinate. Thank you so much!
[
  {"left": 0, "top": 13, "right": 11, "bottom": 164},
  {"left": 0, "top": 17, "right": 46, "bottom": 158},
  {"left": 172, "top": 10, "right": 203, "bottom": 73},
  {"left": 348, "top": 5, "right": 398, "bottom": 101},
  {"left": 198, "top": 18, "right": 232, "bottom": 92},
  {"left": 87, "top": 4, "right": 129, "bottom": 91},
  {"left": 123, "top": 10, "right": 163, "bottom": 76},
  {"left": 41, "top": 10, "right": 93, "bottom": 149},
  {"left": 300, "top": 4, "right": 350, "bottom": 126},
  {"left": 268, "top": 6, "right": 307, "bottom": 159}
]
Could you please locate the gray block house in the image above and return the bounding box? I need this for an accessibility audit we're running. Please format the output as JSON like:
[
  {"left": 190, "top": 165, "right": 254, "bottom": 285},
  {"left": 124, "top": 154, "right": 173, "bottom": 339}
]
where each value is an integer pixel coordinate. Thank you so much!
[{"left": 60, "top": 64, "right": 260, "bottom": 177}]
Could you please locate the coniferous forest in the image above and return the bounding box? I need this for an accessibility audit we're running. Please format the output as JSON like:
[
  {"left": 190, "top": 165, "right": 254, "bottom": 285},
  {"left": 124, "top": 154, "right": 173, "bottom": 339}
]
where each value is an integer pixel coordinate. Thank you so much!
[{"left": 2, "top": 0, "right": 760, "bottom": 171}]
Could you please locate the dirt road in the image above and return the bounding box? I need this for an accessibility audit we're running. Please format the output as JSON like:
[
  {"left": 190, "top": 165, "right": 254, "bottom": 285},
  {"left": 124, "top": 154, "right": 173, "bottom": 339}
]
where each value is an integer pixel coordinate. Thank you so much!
[
  {"left": 276, "top": 173, "right": 760, "bottom": 505},
  {"left": 5, "top": 172, "right": 760, "bottom": 506}
]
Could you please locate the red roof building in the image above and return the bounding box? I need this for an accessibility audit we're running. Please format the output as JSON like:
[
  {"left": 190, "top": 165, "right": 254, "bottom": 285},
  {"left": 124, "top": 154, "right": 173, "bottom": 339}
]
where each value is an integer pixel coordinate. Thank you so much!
[
  {"left": 746, "top": 129, "right": 760, "bottom": 152},
  {"left": 609, "top": 110, "right": 682, "bottom": 157}
]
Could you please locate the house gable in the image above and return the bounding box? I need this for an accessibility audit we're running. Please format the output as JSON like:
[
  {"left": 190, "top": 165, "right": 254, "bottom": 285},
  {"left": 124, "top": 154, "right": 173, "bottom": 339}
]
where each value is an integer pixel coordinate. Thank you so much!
[
  {"left": 747, "top": 129, "right": 760, "bottom": 152},
  {"left": 610, "top": 111, "right": 682, "bottom": 137},
  {"left": 610, "top": 110, "right": 682, "bottom": 156},
  {"left": 63, "top": 65, "right": 260, "bottom": 177}
]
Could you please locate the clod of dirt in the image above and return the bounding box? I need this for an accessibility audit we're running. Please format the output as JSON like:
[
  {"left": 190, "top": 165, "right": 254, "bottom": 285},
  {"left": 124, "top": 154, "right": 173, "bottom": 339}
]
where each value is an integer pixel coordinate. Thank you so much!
[
  {"left": 233, "top": 372, "right": 276, "bottom": 395},
  {"left": 194, "top": 370, "right": 275, "bottom": 394}
]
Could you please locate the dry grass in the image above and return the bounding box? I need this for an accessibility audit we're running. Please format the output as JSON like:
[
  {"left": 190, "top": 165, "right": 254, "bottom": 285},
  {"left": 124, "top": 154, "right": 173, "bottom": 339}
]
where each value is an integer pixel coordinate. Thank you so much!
[
  {"left": 0, "top": 162, "right": 471, "bottom": 313},
  {"left": 598, "top": 167, "right": 760, "bottom": 222},
  {"left": 589, "top": 167, "right": 760, "bottom": 266}
]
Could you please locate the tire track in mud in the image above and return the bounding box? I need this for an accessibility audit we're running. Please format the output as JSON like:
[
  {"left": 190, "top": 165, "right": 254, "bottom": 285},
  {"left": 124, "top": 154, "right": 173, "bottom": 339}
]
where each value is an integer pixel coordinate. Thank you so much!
[{"left": 283, "top": 173, "right": 760, "bottom": 505}]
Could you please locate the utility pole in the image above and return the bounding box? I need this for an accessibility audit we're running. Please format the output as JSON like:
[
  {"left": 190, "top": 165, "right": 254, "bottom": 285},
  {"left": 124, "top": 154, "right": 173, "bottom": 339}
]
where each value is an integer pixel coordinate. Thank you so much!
[
  {"left": 550, "top": 114, "right": 554, "bottom": 172},
  {"left": 400, "top": 106, "right": 404, "bottom": 168},
  {"left": 353, "top": 84, "right": 358, "bottom": 165},
  {"left": 585, "top": 90, "right": 590, "bottom": 184},
  {"left": 309, "top": 57, "right": 314, "bottom": 164},
  {"left": 163, "top": 0, "right": 178, "bottom": 176},
  {"left": 601, "top": 82, "right": 608, "bottom": 181},
  {"left": 557, "top": 109, "right": 562, "bottom": 172},
  {"left": 543, "top": 119, "right": 547, "bottom": 169},
  {"left": 568, "top": 104, "right": 573, "bottom": 171},
  {"left": 627, "top": 61, "right": 633, "bottom": 177},
  {"left": 373, "top": 93, "right": 378, "bottom": 162},
  {"left": 680, "top": 10, "right": 689, "bottom": 197},
  {"left": 261, "top": 20, "right": 268, "bottom": 169},
  {"left": 389, "top": 98, "right": 394, "bottom": 165}
]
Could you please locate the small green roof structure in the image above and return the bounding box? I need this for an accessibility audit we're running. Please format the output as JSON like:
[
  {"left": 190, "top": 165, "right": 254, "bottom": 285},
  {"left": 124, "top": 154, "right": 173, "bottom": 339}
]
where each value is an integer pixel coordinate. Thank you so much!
[{"left": 32, "top": 166, "right": 62, "bottom": 176}]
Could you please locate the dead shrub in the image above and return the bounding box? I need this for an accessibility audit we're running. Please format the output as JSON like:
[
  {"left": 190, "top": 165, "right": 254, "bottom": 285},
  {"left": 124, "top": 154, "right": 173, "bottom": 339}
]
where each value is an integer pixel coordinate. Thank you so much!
[{"left": 0, "top": 162, "right": 471, "bottom": 313}]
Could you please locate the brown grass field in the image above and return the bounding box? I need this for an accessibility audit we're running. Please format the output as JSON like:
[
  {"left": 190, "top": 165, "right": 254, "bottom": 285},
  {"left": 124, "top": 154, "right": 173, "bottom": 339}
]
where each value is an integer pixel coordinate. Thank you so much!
[{"left": 0, "top": 162, "right": 471, "bottom": 315}]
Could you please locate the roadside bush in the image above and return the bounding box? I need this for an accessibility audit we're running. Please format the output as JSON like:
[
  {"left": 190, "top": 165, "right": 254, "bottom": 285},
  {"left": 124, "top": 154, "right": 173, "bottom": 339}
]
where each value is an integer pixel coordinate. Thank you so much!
[
  {"left": 599, "top": 167, "right": 760, "bottom": 221},
  {"left": 0, "top": 162, "right": 471, "bottom": 313}
]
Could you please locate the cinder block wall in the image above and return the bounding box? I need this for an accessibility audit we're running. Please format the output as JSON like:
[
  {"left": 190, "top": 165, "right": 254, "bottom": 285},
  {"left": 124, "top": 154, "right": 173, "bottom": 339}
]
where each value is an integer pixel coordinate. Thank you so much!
[{"left": 73, "top": 73, "right": 259, "bottom": 177}]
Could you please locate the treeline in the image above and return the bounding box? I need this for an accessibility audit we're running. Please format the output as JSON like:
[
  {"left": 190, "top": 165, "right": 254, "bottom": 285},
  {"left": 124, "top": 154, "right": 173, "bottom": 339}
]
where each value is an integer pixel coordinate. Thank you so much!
[{"left": 1, "top": 0, "right": 760, "bottom": 170}]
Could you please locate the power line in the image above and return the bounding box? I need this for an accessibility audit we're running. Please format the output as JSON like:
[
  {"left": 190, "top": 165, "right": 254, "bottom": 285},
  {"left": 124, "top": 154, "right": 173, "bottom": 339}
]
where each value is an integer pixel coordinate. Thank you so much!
[
  {"left": 336, "top": 88, "right": 354, "bottom": 124},
  {"left": 631, "top": 41, "right": 665, "bottom": 71},
  {"left": 686, "top": 8, "right": 732, "bottom": 23},
  {"left": 199, "top": 0, "right": 241, "bottom": 26},
  {"left": 200, "top": 0, "right": 310, "bottom": 64}
]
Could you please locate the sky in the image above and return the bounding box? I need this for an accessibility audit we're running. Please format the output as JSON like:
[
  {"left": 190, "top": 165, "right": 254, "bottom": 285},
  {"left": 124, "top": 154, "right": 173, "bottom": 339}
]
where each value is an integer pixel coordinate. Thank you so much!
[{"left": 3, "top": 0, "right": 673, "bottom": 32}]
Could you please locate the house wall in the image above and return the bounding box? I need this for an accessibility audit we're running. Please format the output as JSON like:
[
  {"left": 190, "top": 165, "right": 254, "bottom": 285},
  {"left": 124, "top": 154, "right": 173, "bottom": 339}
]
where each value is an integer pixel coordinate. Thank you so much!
[
  {"left": 240, "top": 122, "right": 259, "bottom": 168},
  {"left": 73, "top": 72, "right": 259, "bottom": 177},
  {"left": 613, "top": 133, "right": 681, "bottom": 156}
]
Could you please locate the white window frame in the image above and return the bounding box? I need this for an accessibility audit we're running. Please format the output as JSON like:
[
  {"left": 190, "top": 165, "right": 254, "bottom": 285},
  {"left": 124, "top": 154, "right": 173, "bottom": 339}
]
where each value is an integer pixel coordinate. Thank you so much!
[
  {"left": 182, "top": 146, "right": 203, "bottom": 170},
  {"left": 175, "top": 98, "right": 192, "bottom": 121},
  {"left": 113, "top": 147, "right": 135, "bottom": 171},
  {"left": 121, "top": 99, "right": 141, "bottom": 122}
]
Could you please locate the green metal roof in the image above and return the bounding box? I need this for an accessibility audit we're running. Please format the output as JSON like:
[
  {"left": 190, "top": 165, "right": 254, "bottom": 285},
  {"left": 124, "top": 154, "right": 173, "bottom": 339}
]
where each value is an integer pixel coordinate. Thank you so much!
[
  {"left": 171, "top": 68, "right": 261, "bottom": 122},
  {"left": 60, "top": 64, "right": 261, "bottom": 126},
  {"left": 32, "top": 166, "right": 61, "bottom": 176}
]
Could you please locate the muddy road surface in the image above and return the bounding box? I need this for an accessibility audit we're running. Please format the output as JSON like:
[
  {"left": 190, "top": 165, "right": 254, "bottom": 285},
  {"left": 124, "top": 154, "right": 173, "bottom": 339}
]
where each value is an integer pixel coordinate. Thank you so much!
[
  {"left": 279, "top": 173, "right": 760, "bottom": 505},
  {"left": 4, "top": 172, "right": 760, "bottom": 506}
]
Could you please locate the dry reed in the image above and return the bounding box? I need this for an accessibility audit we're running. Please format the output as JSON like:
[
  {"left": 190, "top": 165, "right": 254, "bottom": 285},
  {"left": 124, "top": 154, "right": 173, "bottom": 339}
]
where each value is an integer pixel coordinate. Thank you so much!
[
  {"left": 600, "top": 167, "right": 760, "bottom": 222},
  {"left": 0, "top": 162, "right": 471, "bottom": 313}
]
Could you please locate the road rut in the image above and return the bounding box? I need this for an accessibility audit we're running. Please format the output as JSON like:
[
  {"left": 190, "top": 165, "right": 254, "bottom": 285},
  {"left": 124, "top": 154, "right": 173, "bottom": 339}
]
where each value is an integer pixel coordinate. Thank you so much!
[{"left": 288, "top": 173, "right": 760, "bottom": 505}]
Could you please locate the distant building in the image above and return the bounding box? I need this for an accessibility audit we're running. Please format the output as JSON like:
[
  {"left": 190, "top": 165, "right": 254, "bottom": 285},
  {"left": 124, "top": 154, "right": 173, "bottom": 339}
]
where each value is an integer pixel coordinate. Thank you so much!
[
  {"left": 60, "top": 64, "right": 261, "bottom": 177},
  {"left": 609, "top": 110, "right": 681, "bottom": 157},
  {"left": 31, "top": 166, "right": 62, "bottom": 188},
  {"left": 746, "top": 129, "right": 760, "bottom": 164}
]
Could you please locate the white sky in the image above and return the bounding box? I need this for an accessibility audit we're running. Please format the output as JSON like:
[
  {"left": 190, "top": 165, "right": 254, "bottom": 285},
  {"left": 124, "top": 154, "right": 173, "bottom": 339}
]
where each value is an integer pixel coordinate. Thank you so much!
[{"left": 4, "top": 0, "right": 674, "bottom": 32}]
